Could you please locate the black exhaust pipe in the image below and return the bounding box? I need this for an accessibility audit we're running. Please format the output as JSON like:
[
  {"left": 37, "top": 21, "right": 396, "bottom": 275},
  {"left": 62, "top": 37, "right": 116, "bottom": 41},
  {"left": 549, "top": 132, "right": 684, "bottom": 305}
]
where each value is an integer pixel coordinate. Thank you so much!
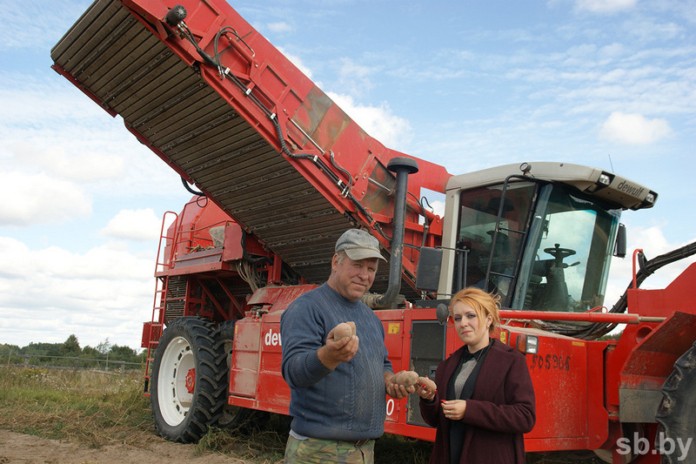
[{"left": 374, "top": 157, "right": 419, "bottom": 308}]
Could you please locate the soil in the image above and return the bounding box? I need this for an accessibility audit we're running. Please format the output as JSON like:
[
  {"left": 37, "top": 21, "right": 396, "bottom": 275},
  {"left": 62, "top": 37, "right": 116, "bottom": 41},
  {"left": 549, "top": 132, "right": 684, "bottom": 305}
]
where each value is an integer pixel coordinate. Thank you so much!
[{"left": 0, "top": 431, "right": 263, "bottom": 464}]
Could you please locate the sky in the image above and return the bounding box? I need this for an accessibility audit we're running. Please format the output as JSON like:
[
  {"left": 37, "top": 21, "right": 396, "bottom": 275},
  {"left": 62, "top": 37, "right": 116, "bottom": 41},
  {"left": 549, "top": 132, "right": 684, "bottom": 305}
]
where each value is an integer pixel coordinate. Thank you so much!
[{"left": 1, "top": 0, "right": 695, "bottom": 351}]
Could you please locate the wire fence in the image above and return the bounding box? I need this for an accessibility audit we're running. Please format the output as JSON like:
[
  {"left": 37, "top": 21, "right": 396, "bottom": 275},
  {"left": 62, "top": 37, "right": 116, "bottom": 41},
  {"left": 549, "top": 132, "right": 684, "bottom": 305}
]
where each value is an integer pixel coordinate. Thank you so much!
[{"left": 4, "top": 352, "right": 143, "bottom": 371}]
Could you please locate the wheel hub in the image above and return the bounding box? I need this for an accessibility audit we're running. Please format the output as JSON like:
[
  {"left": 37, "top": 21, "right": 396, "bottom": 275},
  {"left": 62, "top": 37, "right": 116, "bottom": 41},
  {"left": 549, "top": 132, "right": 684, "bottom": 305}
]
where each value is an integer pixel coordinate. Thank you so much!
[{"left": 185, "top": 368, "right": 196, "bottom": 393}]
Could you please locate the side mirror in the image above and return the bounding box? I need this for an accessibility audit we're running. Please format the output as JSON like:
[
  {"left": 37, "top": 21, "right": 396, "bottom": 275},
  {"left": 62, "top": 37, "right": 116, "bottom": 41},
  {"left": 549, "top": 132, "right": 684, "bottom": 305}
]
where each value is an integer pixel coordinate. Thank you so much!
[
  {"left": 614, "top": 223, "right": 626, "bottom": 258},
  {"left": 416, "top": 247, "right": 442, "bottom": 292},
  {"left": 436, "top": 303, "right": 449, "bottom": 325}
]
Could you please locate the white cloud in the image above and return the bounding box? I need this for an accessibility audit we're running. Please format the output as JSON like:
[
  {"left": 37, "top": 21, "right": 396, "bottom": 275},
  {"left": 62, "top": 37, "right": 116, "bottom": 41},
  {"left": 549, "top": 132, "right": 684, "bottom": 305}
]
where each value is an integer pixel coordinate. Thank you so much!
[
  {"left": 327, "top": 92, "right": 412, "bottom": 150},
  {"left": 598, "top": 42, "right": 625, "bottom": 60},
  {"left": 5, "top": 140, "right": 125, "bottom": 183},
  {"left": 599, "top": 111, "right": 672, "bottom": 145},
  {"left": 0, "top": 236, "right": 155, "bottom": 349},
  {"left": 38, "top": 243, "right": 154, "bottom": 280},
  {"left": 3, "top": 0, "right": 90, "bottom": 50},
  {"left": 575, "top": 0, "right": 637, "bottom": 14},
  {"left": 278, "top": 47, "right": 314, "bottom": 79},
  {"left": 0, "top": 237, "right": 34, "bottom": 278},
  {"left": 337, "top": 58, "right": 374, "bottom": 98},
  {"left": 267, "top": 21, "right": 292, "bottom": 34},
  {"left": 626, "top": 19, "right": 683, "bottom": 43},
  {"left": 0, "top": 73, "right": 108, "bottom": 126},
  {"left": 0, "top": 172, "right": 92, "bottom": 226},
  {"left": 0, "top": 73, "right": 191, "bottom": 198},
  {"left": 101, "top": 209, "right": 162, "bottom": 241},
  {"left": 430, "top": 200, "right": 446, "bottom": 218}
]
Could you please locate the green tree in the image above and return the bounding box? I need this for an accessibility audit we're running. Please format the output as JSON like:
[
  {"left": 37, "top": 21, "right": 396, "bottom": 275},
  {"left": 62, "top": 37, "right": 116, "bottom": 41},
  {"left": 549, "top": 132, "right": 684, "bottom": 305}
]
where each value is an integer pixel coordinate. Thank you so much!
[
  {"left": 0, "top": 344, "right": 22, "bottom": 365},
  {"left": 62, "top": 335, "right": 81, "bottom": 355},
  {"left": 109, "top": 344, "right": 138, "bottom": 362},
  {"left": 82, "top": 346, "right": 100, "bottom": 358},
  {"left": 23, "top": 342, "right": 61, "bottom": 358}
]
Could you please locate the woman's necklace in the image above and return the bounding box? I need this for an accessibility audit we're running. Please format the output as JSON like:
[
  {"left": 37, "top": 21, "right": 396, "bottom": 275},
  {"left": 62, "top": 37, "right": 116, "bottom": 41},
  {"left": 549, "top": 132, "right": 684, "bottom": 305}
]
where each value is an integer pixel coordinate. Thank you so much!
[{"left": 468, "top": 342, "right": 491, "bottom": 363}]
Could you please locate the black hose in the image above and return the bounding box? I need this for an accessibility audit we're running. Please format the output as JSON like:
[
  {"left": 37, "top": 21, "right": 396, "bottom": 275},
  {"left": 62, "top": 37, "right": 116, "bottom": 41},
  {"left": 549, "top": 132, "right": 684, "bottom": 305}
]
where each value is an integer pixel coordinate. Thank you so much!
[
  {"left": 550, "top": 240, "right": 696, "bottom": 339},
  {"left": 268, "top": 114, "right": 381, "bottom": 236},
  {"left": 181, "top": 177, "right": 205, "bottom": 196}
]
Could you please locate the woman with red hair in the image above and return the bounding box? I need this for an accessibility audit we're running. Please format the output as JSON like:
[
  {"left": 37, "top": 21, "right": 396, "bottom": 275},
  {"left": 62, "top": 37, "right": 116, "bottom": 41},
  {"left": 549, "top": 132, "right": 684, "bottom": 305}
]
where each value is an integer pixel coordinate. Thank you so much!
[{"left": 417, "top": 287, "right": 536, "bottom": 464}]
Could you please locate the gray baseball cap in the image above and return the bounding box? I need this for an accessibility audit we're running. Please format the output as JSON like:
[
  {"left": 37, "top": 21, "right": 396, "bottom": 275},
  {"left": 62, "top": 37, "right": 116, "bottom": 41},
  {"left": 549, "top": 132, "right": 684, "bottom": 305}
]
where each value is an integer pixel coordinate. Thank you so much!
[{"left": 335, "top": 229, "right": 386, "bottom": 262}]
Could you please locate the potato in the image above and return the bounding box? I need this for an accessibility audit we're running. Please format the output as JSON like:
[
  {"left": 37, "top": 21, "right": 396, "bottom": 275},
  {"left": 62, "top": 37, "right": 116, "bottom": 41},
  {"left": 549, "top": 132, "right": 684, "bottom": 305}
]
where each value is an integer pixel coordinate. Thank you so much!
[
  {"left": 393, "top": 370, "right": 419, "bottom": 387},
  {"left": 332, "top": 321, "right": 356, "bottom": 340}
]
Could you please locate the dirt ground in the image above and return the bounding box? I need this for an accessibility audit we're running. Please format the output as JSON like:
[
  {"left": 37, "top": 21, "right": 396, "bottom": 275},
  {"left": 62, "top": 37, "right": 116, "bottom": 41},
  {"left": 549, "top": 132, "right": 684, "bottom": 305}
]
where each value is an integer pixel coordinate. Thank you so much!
[{"left": 0, "top": 431, "right": 265, "bottom": 464}]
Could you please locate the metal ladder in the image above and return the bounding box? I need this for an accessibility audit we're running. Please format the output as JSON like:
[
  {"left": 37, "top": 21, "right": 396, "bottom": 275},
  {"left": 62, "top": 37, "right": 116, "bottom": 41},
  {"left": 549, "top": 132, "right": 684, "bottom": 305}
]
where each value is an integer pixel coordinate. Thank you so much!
[{"left": 143, "top": 211, "right": 179, "bottom": 395}]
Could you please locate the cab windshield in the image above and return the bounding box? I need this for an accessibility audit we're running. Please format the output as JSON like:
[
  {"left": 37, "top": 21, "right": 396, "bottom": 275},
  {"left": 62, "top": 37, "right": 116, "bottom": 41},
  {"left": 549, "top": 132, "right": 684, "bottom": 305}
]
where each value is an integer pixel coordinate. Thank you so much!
[{"left": 456, "top": 181, "right": 621, "bottom": 311}]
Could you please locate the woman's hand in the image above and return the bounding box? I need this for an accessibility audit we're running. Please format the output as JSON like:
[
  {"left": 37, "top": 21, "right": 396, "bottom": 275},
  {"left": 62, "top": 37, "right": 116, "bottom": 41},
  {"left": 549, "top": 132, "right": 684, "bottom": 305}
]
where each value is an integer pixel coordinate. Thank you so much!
[
  {"left": 416, "top": 377, "right": 437, "bottom": 401},
  {"left": 441, "top": 399, "right": 467, "bottom": 421}
]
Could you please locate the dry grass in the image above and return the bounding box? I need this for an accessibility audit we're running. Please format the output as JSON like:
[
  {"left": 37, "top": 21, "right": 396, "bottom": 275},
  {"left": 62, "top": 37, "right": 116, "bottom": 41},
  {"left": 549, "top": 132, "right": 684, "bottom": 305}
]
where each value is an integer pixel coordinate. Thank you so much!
[
  {"left": 0, "top": 366, "right": 432, "bottom": 463},
  {"left": 0, "top": 366, "right": 152, "bottom": 448},
  {"left": 194, "top": 412, "right": 433, "bottom": 463},
  {"left": 196, "top": 422, "right": 288, "bottom": 463}
]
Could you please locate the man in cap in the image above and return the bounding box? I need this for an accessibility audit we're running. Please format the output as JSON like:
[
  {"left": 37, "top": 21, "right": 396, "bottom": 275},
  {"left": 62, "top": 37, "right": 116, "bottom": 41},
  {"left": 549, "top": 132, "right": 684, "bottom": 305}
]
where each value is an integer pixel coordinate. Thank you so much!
[{"left": 281, "top": 228, "right": 410, "bottom": 463}]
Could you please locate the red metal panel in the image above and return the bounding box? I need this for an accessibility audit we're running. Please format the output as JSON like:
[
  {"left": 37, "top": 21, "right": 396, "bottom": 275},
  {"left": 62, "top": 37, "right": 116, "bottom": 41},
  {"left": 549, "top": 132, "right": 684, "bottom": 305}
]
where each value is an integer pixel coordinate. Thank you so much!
[
  {"left": 257, "top": 314, "right": 290, "bottom": 410},
  {"left": 229, "top": 351, "right": 259, "bottom": 397},
  {"left": 247, "top": 285, "right": 318, "bottom": 312},
  {"left": 259, "top": 314, "right": 283, "bottom": 365},
  {"left": 629, "top": 262, "right": 696, "bottom": 318},
  {"left": 229, "top": 318, "right": 261, "bottom": 397},
  {"left": 254, "top": 371, "right": 291, "bottom": 414},
  {"left": 585, "top": 341, "right": 610, "bottom": 449},
  {"left": 380, "top": 310, "right": 407, "bottom": 425},
  {"left": 523, "top": 336, "right": 591, "bottom": 450},
  {"left": 384, "top": 421, "right": 436, "bottom": 442},
  {"left": 382, "top": 315, "right": 407, "bottom": 370},
  {"left": 140, "top": 321, "right": 162, "bottom": 347},
  {"left": 620, "top": 312, "right": 696, "bottom": 390},
  {"left": 221, "top": 223, "right": 245, "bottom": 261}
]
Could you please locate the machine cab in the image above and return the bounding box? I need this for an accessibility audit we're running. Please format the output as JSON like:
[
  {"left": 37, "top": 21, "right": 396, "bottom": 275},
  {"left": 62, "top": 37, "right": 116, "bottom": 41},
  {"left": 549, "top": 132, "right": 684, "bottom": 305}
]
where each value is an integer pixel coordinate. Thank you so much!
[{"left": 436, "top": 162, "right": 657, "bottom": 311}]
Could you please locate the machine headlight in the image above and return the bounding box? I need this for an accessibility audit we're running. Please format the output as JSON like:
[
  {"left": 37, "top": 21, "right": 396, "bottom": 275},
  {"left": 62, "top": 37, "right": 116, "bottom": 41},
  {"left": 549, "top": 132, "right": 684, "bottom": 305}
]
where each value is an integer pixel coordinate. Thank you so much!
[{"left": 517, "top": 334, "right": 539, "bottom": 354}]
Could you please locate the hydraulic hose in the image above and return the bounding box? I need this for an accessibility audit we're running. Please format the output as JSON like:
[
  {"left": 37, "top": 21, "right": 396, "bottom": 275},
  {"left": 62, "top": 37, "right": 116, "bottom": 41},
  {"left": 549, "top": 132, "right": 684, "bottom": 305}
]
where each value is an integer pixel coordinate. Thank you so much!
[
  {"left": 549, "top": 239, "right": 696, "bottom": 339},
  {"left": 181, "top": 177, "right": 204, "bottom": 196},
  {"left": 173, "top": 10, "right": 384, "bottom": 238}
]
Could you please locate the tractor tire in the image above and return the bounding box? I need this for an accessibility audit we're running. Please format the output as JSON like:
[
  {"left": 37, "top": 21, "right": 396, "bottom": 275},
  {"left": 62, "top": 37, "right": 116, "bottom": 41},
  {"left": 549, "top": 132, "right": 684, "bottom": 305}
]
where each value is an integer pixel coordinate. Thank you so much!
[
  {"left": 656, "top": 341, "right": 696, "bottom": 464},
  {"left": 150, "top": 317, "right": 227, "bottom": 443},
  {"left": 213, "top": 320, "right": 270, "bottom": 430}
]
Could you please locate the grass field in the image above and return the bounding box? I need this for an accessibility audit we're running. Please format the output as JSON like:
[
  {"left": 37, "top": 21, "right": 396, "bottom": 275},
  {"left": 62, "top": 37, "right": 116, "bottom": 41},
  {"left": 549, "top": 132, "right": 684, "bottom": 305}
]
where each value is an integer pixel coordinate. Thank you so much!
[
  {"left": 0, "top": 366, "right": 153, "bottom": 446},
  {"left": 0, "top": 366, "right": 432, "bottom": 463}
]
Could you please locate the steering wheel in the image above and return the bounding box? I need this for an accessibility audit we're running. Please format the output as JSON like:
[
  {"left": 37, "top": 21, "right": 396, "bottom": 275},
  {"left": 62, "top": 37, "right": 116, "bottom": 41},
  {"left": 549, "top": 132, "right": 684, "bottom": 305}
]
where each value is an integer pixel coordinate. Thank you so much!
[{"left": 544, "top": 243, "right": 576, "bottom": 266}]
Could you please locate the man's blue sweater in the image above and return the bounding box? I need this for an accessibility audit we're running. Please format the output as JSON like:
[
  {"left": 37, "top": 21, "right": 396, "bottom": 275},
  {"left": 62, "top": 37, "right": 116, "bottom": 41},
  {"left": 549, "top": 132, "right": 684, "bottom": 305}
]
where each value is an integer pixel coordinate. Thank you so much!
[{"left": 280, "top": 283, "right": 392, "bottom": 441}]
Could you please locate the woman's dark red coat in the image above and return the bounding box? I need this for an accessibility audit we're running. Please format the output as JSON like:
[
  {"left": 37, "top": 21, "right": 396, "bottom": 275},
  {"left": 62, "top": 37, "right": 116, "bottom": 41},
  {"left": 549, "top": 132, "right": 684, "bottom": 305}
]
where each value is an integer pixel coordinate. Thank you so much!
[{"left": 420, "top": 340, "right": 536, "bottom": 464}]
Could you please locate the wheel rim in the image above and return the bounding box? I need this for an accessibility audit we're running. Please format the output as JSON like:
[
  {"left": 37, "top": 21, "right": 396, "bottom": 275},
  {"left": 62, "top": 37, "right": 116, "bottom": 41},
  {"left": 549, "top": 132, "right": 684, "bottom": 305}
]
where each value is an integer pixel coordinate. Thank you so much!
[{"left": 157, "top": 335, "right": 195, "bottom": 426}]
